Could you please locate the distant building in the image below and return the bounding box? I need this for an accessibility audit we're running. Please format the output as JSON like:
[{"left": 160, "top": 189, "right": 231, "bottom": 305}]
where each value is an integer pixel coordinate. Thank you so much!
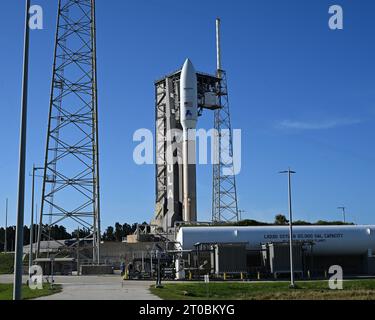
[{"left": 23, "top": 240, "right": 65, "bottom": 255}]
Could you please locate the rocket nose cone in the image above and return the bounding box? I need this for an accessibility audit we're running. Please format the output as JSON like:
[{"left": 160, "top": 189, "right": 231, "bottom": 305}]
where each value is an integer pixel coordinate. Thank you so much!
[
  {"left": 180, "top": 58, "right": 198, "bottom": 130},
  {"left": 182, "top": 58, "right": 196, "bottom": 75},
  {"left": 183, "top": 58, "right": 191, "bottom": 66}
]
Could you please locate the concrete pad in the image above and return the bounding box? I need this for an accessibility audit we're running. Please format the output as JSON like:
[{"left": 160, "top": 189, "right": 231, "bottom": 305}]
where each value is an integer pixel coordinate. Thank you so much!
[{"left": 0, "top": 275, "right": 161, "bottom": 300}]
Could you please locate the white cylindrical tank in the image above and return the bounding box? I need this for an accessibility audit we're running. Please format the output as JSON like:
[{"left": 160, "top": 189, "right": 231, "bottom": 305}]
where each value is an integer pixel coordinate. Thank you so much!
[{"left": 176, "top": 226, "right": 375, "bottom": 255}]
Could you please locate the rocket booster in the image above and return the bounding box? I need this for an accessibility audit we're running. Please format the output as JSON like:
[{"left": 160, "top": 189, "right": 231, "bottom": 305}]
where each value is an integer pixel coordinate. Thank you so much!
[{"left": 180, "top": 59, "right": 198, "bottom": 223}]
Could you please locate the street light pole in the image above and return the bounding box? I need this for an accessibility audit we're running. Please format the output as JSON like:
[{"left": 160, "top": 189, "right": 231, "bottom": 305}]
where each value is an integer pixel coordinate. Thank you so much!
[
  {"left": 338, "top": 206, "right": 346, "bottom": 224},
  {"left": 4, "top": 199, "right": 8, "bottom": 253},
  {"left": 29, "top": 165, "right": 43, "bottom": 274},
  {"left": 280, "top": 168, "right": 296, "bottom": 289},
  {"left": 239, "top": 210, "right": 246, "bottom": 221},
  {"left": 156, "top": 251, "right": 162, "bottom": 288},
  {"left": 29, "top": 165, "right": 35, "bottom": 273},
  {"left": 34, "top": 204, "right": 38, "bottom": 243},
  {"left": 13, "top": 0, "right": 31, "bottom": 301},
  {"left": 29, "top": 165, "right": 41, "bottom": 273}
]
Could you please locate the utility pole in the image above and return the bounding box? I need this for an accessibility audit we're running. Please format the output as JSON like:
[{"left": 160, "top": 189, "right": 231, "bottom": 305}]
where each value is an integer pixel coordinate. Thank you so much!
[
  {"left": 338, "top": 206, "right": 346, "bottom": 224},
  {"left": 239, "top": 210, "right": 246, "bottom": 221},
  {"left": 4, "top": 199, "right": 8, "bottom": 253},
  {"left": 76, "top": 227, "right": 80, "bottom": 276},
  {"left": 29, "top": 164, "right": 35, "bottom": 274},
  {"left": 280, "top": 168, "right": 296, "bottom": 289},
  {"left": 34, "top": 204, "right": 38, "bottom": 243},
  {"left": 14, "top": 0, "right": 31, "bottom": 301},
  {"left": 29, "top": 165, "right": 43, "bottom": 273}
]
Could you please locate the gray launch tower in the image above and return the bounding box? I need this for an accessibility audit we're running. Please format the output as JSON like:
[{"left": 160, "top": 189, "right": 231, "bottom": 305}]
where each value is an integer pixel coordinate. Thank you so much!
[{"left": 153, "top": 70, "right": 220, "bottom": 233}]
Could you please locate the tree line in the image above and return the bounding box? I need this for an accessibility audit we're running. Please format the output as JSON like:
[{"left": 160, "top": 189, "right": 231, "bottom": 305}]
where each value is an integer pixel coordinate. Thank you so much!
[
  {"left": 228, "top": 214, "right": 354, "bottom": 227},
  {"left": 0, "top": 222, "right": 146, "bottom": 252},
  {"left": 102, "top": 222, "right": 147, "bottom": 242},
  {"left": 0, "top": 224, "right": 72, "bottom": 252},
  {"left": 0, "top": 216, "right": 352, "bottom": 252}
]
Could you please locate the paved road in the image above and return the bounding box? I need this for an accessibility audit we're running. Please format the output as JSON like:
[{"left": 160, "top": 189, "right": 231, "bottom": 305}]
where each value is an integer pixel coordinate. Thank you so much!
[{"left": 0, "top": 275, "right": 160, "bottom": 300}]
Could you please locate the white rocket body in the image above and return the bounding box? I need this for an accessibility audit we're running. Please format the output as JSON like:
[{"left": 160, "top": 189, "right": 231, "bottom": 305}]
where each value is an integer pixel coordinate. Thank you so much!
[{"left": 180, "top": 59, "right": 198, "bottom": 223}]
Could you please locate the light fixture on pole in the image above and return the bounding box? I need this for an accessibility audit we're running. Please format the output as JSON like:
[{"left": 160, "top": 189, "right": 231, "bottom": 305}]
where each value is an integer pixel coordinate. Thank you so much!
[
  {"left": 337, "top": 206, "right": 346, "bottom": 224},
  {"left": 279, "top": 168, "right": 296, "bottom": 289}
]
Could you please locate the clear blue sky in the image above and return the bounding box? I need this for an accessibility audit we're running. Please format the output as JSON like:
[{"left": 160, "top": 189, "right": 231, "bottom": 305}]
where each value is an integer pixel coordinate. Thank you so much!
[{"left": 1, "top": 0, "right": 375, "bottom": 229}]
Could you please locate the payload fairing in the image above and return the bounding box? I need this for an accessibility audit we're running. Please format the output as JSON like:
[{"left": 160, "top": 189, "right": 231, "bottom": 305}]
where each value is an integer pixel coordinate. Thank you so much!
[{"left": 180, "top": 59, "right": 198, "bottom": 130}]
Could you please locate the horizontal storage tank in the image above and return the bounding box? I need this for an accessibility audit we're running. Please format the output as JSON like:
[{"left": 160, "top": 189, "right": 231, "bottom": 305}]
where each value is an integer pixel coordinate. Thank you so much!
[{"left": 175, "top": 225, "right": 375, "bottom": 256}]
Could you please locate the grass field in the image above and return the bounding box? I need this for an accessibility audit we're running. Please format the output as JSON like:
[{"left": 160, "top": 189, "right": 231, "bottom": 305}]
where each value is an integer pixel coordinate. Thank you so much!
[
  {"left": 0, "top": 283, "right": 62, "bottom": 300},
  {"left": 150, "top": 280, "right": 375, "bottom": 300},
  {"left": 0, "top": 253, "right": 14, "bottom": 275}
]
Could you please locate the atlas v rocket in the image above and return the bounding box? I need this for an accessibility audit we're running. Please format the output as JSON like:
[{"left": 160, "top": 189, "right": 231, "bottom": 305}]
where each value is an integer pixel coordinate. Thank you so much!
[{"left": 180, "top": 59, "right": 198, "bottom": 223}]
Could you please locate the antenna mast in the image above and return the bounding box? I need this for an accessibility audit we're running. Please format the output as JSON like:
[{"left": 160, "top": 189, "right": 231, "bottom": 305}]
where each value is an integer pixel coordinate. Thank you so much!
[{"left": 212, "top": 18, "right": 240, "bottom": 222}]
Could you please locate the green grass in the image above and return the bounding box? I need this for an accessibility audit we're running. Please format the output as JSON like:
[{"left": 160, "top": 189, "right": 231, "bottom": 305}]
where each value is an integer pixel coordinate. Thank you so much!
[
  {"left": 0, "top": 253, "right": 14, "bottom": 274},
  {"left": 150, "top": 280, "right": 375, "bottom": 300},
  {"left": 0, "top": 283, "right": 62, "bottom": 300}
]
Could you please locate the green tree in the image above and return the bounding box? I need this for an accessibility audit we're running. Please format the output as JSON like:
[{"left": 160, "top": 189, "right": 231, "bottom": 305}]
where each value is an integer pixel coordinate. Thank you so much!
[
  {"left": 122, "top": 223, "right": 132, "bottom": 237},
  {"left": 114, "top": 223, "right": 123, "bottom": 242},
  {"left": 103, "top": 226, "right": 115, "bottom": 241},
  {"left": 275, "top": 214, "right": 289, "bottom": 225},
  {"left": 71, "top": 227, "right": 90, "bottom": 239}
]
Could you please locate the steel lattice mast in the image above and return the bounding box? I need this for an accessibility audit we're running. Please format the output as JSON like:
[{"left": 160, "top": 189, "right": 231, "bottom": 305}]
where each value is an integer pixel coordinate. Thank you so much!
[
  {"left": 212, "top": 19, "right": 239, "bottom": 222},
  {"left": 37, "top": 0, "right": 101, "bottom": 263}
]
